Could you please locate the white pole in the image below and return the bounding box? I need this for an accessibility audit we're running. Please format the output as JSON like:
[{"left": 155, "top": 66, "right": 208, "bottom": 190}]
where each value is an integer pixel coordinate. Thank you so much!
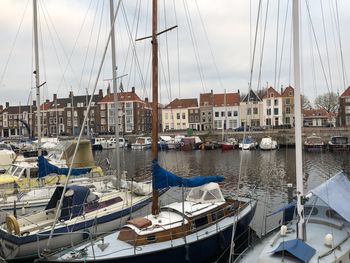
[{"left": 292, "top": 0, "right": 305, "bottom": 241}]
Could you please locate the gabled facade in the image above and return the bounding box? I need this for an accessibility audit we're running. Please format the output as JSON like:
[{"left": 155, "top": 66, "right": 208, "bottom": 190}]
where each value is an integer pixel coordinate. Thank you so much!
[
  {"left": 240, "top": 90, "right": 263, "bottom": 127},
  {"left": 98, "top": 86, "right": 151, "bottom": 135},
  {"left": 262, "top": 87, "right": 283, "bottom": 126},
  {"left": 338, "top": 86, "right": 350, "bottom": 127},
  {"left": 162, "top": 98, "right": 198, "bottom": 131},
  {"left": 281, "top": 86, "right": 295, "bottom": 126},
  {"left": 213, "top": 91, "right": 240, "bottom": 130},
  {"left": 199, "top": 91, "right": 214, "bottom": 131}
]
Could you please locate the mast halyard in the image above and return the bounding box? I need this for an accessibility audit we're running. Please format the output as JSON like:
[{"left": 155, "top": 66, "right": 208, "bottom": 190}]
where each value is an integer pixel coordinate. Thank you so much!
[
  {"left": 109, "top": 0, "right": 121, "bottom": 190},
  {"left": 151, "top": 0, "right": 159, "bottom": 215},
  {"left": 292, "top": 0, "right": 306, "bottom": 241}
]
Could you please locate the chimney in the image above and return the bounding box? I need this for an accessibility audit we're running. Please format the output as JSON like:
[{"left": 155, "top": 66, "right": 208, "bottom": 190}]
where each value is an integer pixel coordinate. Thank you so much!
[
  {"left": 5, "top": 102, "right": 9, "bottom": 108},
  {"left": 281, "top": 87, "right": 283, "bottom": 94},
  {"left": 211, "top": 89, "right": 213, "bottom": 94},
  {"left": 0, "top": 105, "right": 3, "bottom": 111},
  {"left": 53, "top": 94, "right": 57, "bottom": 101},
  {"left": 46, "top": 99, "right": 49, "bottom": 103},
  {"left": 69, "top": 91, "right": 73, "bottom": 98},
  {"left": 107, "top": 85, "right": 110, "bottom": 95},
  {"left": 238, "top": 89, "right": 240, "bottom": 94},
  {"left": 98, "top": 89, "right": 103, "bottom": 98},
  {"left": 132, "top": 86, "right": 135, "bottom": 93},
  {"left": 33, "top": 100, "right": 36, "bottom": 106},
  {"left": 145, "top": 97, "right": 148, "bottom": 102}
]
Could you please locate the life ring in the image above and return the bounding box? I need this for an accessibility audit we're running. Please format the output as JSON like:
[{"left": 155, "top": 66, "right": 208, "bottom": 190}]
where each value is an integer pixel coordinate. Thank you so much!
[{"left": 6, "top": 215, "right": 20, "bottom": 235}]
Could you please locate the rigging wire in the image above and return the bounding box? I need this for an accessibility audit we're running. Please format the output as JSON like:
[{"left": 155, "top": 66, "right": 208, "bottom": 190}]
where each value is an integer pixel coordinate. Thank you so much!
[
  {"left": 0, "top": 0, "right": 30, "bottom": 89},
  {"left": 173, "top": 0, "right": 181, "bottom": 99},
  {"left": 273, "top": 0, "right": 280, "bottom": 90},
  {"left": 182, "top": 0, "right": 206, "bottom": 93}
]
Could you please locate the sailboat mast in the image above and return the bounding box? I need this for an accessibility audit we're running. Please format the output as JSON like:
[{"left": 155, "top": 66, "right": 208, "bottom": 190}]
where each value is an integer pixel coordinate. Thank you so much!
[
  {"left": 292, "top": 0, "right": 305, "bottom": 240},
  {"left": 33, "top": 0, "right": 41, "bottom": 154},
  {"left": 109, "top": 0, "right": 121, "bottom": 190},
  {"left": 151, "top": 0, "right": 159, "bottom": 215}
]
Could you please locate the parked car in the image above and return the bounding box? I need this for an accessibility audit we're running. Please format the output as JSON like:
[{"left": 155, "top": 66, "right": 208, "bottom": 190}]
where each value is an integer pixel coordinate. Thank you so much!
[{"left": 234, "top": 125, "right": 250, "bottom": 132}]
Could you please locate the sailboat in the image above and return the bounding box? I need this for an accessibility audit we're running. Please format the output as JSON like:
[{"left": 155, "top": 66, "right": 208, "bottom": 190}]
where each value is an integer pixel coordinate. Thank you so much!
[
  {"left": 235, "top": 1, "right": 350, "bottom": 262},
  {"left": 37, "top": 1, "right": 256, "bottom": 263},
  {"left": 0, "top": 1, "right": 155, "bottom": 261}
]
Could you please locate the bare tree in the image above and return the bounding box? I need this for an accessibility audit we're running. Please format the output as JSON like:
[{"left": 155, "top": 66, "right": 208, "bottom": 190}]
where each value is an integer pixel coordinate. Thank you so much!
[
  {"left": 314, "top": 92, "right": 339, "bottom": 113},
  {"left": 301, "top": 94, "right": 312, "bottom": 109}
]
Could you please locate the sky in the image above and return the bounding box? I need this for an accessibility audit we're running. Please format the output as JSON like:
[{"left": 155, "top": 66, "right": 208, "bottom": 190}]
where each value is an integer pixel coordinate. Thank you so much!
[{"left": 0, "top": 0, "right": 350, "bottom": 107}]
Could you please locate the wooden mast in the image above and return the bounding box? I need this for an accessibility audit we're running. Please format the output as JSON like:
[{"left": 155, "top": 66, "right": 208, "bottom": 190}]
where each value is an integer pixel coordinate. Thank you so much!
[{"left": 151, "top": 0, "right": 159, "bottom": 215}]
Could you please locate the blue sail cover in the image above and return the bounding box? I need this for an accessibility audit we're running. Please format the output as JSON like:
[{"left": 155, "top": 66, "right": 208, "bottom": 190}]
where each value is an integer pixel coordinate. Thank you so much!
[
  {"left": 153, "top": 160, "right": 224, "bottom": 190},
  {"left": 273, "top": 239, "right": 316, "bottom": 263},
  {"left": 38, "top": 155, "right": 92, "bottom": 178}
]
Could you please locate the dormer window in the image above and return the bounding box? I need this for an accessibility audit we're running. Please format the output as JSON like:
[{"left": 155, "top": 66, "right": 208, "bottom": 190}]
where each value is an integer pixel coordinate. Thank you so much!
[{"left": 270, "top": 93, "right": 274, "bottom": 97}]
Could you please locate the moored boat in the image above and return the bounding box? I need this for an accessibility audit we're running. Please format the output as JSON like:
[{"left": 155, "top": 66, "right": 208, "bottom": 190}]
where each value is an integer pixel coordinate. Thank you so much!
[
  {"left": 328, "top": 136, "right": 350, "bottom": 151},
  {"left": 221, "top": 138, "right": 238, "bottom": 151},
  {"left": 131, "top": 137, "right": 152, "bottom": 150},
  {"left": 238, "top": 136, "right": 258, "bottom": 150},
  {"left": 304, "top": 133, "right": 325, "bottom": 152},
  {"left": 259, "top": 137, "right": 278, "bottom": 150}
]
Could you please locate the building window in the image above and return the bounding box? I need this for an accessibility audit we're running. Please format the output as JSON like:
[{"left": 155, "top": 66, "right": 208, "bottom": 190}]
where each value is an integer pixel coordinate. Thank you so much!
[
  {"left": 233, "top": 111, "right": 238, "bottom": 116},
  {"left": 274, "top": 99, "right": 278, "bottom": 106},
  {"left": 286, "top": 98, "right": 290, "bottom": 105},
  {"left": 253, "top": 108, "right": 258, "bottom": 114},
  {"left": 228, "top": 111, "right": 232, "bottom": 117},
  {"left": 176, "top": 113, "right": 180, "bottom": 120},
  {"left": 182, "top": 113, "right": 186, "bottom": 119},
  {"left": 215, "top": 112, "right": 219, "bottom": 117},
  {"left": 286, "top": 107, "right": 291, "bottom": 114},
  {"left": 247, "top": 108, "right": 251, "bottom": 115},
  {"left": 274, "top": 108, "right": 279, "bottom": 115},
  {"left": 221, "top": 111, "right": 225, "bottom": 117},
  {"left": 100, "top": 104, "right": 106, "bottom": 110},
  {"left": 267, "top": 109, "right": 271, "bottom": 115},
  {"left": 285, "top": 117, "right": 290, "bottom": 124},
  {"left": 266, "top": 118, "right": 271, "bottom": 125},
  {"left": 345, "top": 106, "right": 350, "bottom": 114},
  {"left": 267, "top": 100, "right": 271, "bottom": 106}
]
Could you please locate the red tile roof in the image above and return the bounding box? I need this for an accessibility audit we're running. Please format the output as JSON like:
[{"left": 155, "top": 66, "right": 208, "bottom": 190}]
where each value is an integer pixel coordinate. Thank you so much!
[
  {"left": 199, "top": 92, "right": 213, "bottom": 106},
  {"left": 263, "top": 87, "right": 281, "bottom": 98},
  {"left": 213, "top": 93, "right": 240, "bottom": 107},
  {"left": 281, "top": 86, "right": 294, "bottom": 97},
  {"left": 99, "top": 91, "right": 143, "bottom": 103},
  {"left": 41, "top": 102, "right": 52, "bottom": 111},
  {"left": 165, "top": 98, "right": 198, "bottom": 109},
  {"left": 340, "top": 86, "right": 350, "bottom": 97},
  {"left": 303, "top": 108, "right": 330, "bottom": 118}
]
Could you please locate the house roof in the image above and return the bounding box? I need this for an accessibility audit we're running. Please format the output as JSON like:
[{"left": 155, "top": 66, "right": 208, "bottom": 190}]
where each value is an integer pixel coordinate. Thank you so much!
[
  {"left": 281, "top": 86, "right": 294, "bottom": 97},
  {"left": 199, "top": 92, "right": 214, "bottom": 106},
  {"left": 263, "top": 87, "right": 281, "bottom": 99},
  {"left": 1, "top": 105, "right": 34, "bottom": 114},
  {"left": 99, "top": 91, "right": 143, "bottom": 104},
  {"left": 213, "top": 93, "right": 240, "bottom": 107},
  {"left": 242, "top": 90, "right": 262, "bottom": 102},
  {"left": 340, "top": 86, "right": 350, "bottom": 97},
  {"left": 303, "top": 108, "right": 330, "bottom": 118},
  {"left": 165, "top": 98, "right": 198, "bottom": 109},
  {"left": 41, "top": 102, "right": 52, "bottom": 111}
]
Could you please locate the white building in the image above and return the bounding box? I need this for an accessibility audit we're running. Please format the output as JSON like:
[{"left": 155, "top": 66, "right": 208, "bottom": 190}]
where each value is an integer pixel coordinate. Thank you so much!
[
  {"left": 262, "top": 87, "right": 283, "bottom": 126},
  {"left": 213, "top": 92, "right": 240, "bottom": 130}
]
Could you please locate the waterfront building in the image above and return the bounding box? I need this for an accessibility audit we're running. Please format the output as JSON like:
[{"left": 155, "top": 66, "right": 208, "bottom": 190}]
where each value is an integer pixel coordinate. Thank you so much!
[
  {"left": 98, "top": 86, "right": 151, "bottom": 135},
  {"left": 338, "top": 86, "right": 350, "bottom": 127},
  {"left": 162, "top": 98, "right": 198, "bottom": 131},
  {"left": 281, "top": 86, "right": 295, "bottom": 127},
  {"left": 303, "top": 108, "right": 333, "bottom": 127},
  {"left": 213, "top": 91, "right": 240, "bottom": 130},
  {"left": 199, "top": 90, "right": 214, "bottom": 131},
  {"left": 262, "top": 87, "right": 283, "bottom": 126},
  {"left": 240, "top": 89, "right": 263, "bottom": 127}
]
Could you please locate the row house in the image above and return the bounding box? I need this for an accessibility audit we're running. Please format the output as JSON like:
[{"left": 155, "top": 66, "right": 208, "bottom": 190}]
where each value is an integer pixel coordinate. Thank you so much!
[
  {"left": 338, "top": 86, "right": 350, "bottom": 127},
  {"left": 281, "top": 86, "right": 295, "bottom": 126},
  {"left": 199, "top": 91, "right": 214, "bottom": 131},
  {"left": 240, "top": 90, "right": 263, "bottom": 127},
  {"left": 98, "top": 87, "right": 152, "bottom": 135},
  {"left": 213, "top": 91, "right": 240, "bottom": 130},
  {"left": 44, "top": 90, "right": 103, "bottom": 137},
  {"left": 162, "top": 98, "right": 198, "bottom": 131},
  {"left": 0, "top": 102, "right": 35, "bottom": 137},
  {"left": 262, "top": 87, "right": 283, "bottom": 126}
]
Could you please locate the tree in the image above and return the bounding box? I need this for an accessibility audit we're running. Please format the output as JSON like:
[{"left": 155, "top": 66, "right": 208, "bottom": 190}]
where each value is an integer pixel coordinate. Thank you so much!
[
  {"left": 301, "top": 95, "right": 312, "bottom": 109},
  {"left": 314, "top": 92, "right": 339, "bottom": 113}
]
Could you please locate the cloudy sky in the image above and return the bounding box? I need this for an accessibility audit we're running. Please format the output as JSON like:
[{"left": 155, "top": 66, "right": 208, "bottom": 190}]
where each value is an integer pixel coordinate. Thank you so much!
[{"left": 0, "top": 0, "right": 349, "bottom": 107}]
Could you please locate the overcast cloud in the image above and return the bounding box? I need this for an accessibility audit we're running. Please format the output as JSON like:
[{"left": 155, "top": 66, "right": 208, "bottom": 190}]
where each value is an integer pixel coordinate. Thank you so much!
[{"left": 0, "top": 0, "right": 350, "bottom": 107}]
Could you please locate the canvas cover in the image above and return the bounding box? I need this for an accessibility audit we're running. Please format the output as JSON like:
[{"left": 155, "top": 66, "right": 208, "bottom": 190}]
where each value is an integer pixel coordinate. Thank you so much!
[
  {"left": 273, "top": 239, "right": 316, "bottom": 263},
  {"left": 152, "top": 160, "right": 224, "bottom": 189},
  {"left": 311, "top": 171, "right": 350, "bottom": 223}
]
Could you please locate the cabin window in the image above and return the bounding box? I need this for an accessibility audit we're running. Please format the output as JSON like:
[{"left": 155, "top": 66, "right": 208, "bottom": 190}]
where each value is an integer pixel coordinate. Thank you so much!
[
  {"left": 326, "top": 209, "right": 343, "bottom": 220},
  {"left": 212, "top": 209, "right": 224, "bottom": 221},
  {"left": 304, "top": 207, "right": 318, "bottom": 216},
  {"left": 188, "top": 189, "right": 204, "bottom": 200},
  {"left": 194, "top": 216, "right": 208, "bottom": 228},
  {"left": 146, "top": 235, "right": 156, "bottom": 243},
  {"left": 204, "top": 189, "right": 221, "bottom": 201}
]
